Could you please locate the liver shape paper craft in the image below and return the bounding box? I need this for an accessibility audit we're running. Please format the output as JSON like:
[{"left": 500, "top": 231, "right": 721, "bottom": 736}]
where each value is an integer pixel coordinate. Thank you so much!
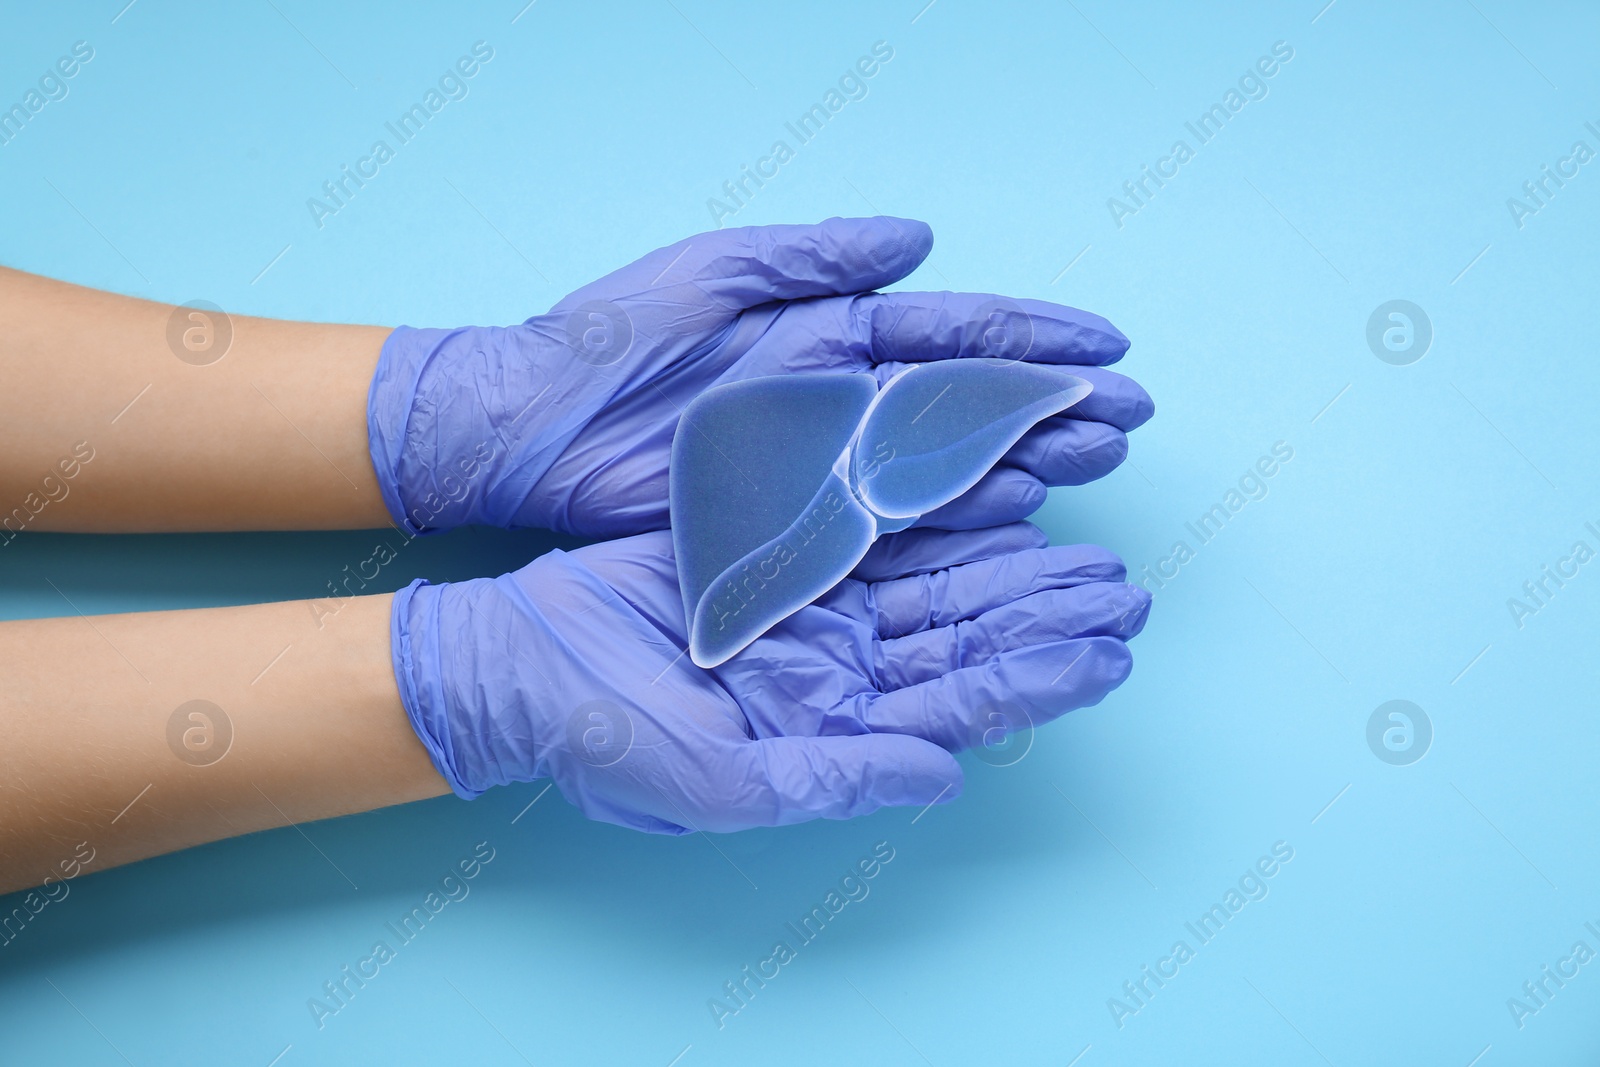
[{"left": 671, "top": 358, "right": 1092, "bottom": 667}]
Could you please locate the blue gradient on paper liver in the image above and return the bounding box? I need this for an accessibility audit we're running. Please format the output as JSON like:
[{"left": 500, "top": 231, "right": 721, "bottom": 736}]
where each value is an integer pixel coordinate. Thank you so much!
[
  {"left": 673, "top": 360, "right": 1086, "bottom": 666},
  {"left": 853, "top": 360, "right": 1091, "bottom": 518}
]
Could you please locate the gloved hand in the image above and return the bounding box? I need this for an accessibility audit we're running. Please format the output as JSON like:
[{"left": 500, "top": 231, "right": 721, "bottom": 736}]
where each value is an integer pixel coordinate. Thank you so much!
[
  {"left": 391, "top": 524, "right": 1151, "bottom": 834},
  {"left": 368, "top": 217, "right": 1153, "bottom": 538}
]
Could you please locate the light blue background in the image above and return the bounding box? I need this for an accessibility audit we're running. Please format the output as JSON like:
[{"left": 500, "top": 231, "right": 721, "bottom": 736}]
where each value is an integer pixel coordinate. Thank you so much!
[{"left": 2, "top": 1, "right": 1597, "bottom": 1063}]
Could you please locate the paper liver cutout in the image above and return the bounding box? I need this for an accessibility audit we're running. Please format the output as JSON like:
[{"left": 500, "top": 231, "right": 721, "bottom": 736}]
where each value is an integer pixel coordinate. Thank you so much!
[{"left": 670, "top": 358, "right": 1091, "bottom": 667}]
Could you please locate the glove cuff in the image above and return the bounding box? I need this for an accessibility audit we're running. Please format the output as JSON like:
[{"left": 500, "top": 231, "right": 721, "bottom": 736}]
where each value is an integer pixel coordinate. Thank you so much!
[
  {"left": 368, "top": 323, "right": 593, "bottom": 534},
  {"left": 370, "top": 325, "right": 529, "bottom": 535},
  {"left": 390, "top": 577, "right": 485, "bottom": 799},
  {"left": 368, "top": 327, "right": 437, "bottom": 535}
]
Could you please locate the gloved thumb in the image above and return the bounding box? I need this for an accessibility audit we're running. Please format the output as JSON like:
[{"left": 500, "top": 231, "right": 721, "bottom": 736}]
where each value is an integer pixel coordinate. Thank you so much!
[
  {"left": 550, "top": 216, "right": 934, "bottom": 316},
  {"left": 715, "top": 731, "right": 963, "bottom": 830}
]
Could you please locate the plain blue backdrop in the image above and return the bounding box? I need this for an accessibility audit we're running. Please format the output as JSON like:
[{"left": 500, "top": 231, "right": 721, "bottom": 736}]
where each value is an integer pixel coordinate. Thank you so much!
[{"left": 2, "top": 1, "right": 1598, "bottom": 1063}]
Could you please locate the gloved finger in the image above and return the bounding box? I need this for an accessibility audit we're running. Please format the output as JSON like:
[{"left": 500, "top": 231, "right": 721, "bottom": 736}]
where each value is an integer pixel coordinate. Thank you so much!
[
  {"left": 875, "top": 584, "right": 1152, "bottom": 690},
  {"left": 1045, "top": 366, "right": 1155, "bottom": 430},
  {"left": 1002, "top": 419, "right": 1130, "bottom": 486},
  {"left": 848, "top": 522, "right": 1048, "bottom": 582},
  {"left": 699, "top": 733, "right": 963, "bottom": 831},
  {"left": 868, "top": 543, "right": 1127, "bottom": 638},
  {"left": 551, "top": 216, "right": 933, "bottom": 315},
  {"left": 859, "top": 637, "right": 1135, "bottom": 751},
  {"left": 850, "top": 292, "right": 1130, "bottom": 367},
  {"left": 912, "top": 467, "right": 1047, "bottom": 531}
]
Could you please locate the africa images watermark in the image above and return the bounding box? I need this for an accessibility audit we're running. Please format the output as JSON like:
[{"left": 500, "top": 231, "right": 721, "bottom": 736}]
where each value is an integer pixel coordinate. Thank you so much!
[
  {"left": 306, "top": 41, "right": 496, "bottom": 229},
  {"left": 707, "top": 840, "right": 897, "bottom": 1030},
  {"left": 703, "top": 485, "right": 852, "bottom": 637},
  {"left": 307, "top": 440, "right": 495, "bottom": 629},
  {"left": 1367, "top": 700, "right": 1431, "bottom": 766},
  {"left": 1107, "top": 840, "right": 1295, "bottom": 1029},
  {"left": 0, "top": 841, "right": 96, "bottom": 949},
  {"left": 1106, "top": 41, "right": 1295, "bottom": 230},
  {"left": 1506, "top": 921, "right": 1600, "bottom": 1031},
  {"left": 1135, "top": 440, "right": 1295, "bottom": 594},
  {"left": 706, "top": 41, "right": 895, "bottom": 226},
  {"left": 1504, "top": 520, "right": 1600, "bottom": 631},
  {"left": 0, "top": 440, "right": 96, "bottom": 546},
  {"left": 0, "top": 40, "right": 94, "bottom": 148},
  {"left": 1505, "top": 119, "right": 1600, "bottom": 231},
  {"left": 307, "top": 840, "right": 497, "bottom": 1030}
]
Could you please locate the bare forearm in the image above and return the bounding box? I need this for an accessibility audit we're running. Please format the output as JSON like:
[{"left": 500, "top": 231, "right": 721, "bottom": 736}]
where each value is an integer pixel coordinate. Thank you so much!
[
  {"left": 0, "top": 592, "right": 447, "bottom": 894},
  {"left": 0, "top": 266, "right": 392, "bottom": 532}
]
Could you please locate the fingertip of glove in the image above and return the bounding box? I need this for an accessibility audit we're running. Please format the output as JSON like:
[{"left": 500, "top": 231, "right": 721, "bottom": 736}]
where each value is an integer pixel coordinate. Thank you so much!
[
  {"left": 825, "top": 215, "right": 933, "bottom": 280},
  {"left": 999, "top": 520, "right": 1051, "bottom": 553},
  {"left": 1107, "top": 324, "right": 1132, "bottom": 356},
  {"left": 1127, "top": 387, "right": 1156, "bottom": 428},
  {"left": 877, "top": 215, "right": 934, "bottom": 257},
  {"left": 1080, "top": 635, "right": 1135, "bottom": 689},
  {"left": 1081, "top": 311, "right": 1132, "bottom": 360},
  {"left": 1093, "top": 429, "right": 1131, "bottom": 465},
  {"left": 1015, "top": 473, "right": 1050, "bottom": 513},
  {"left": 1001, "top": 635, "right": 1134, "bottom": 702},
  {"left": 1039, "top": 542, "right": 1127, "bottom": 581},
  {"left": 867, "top": 733, "right": 963, "bottom": 808}
]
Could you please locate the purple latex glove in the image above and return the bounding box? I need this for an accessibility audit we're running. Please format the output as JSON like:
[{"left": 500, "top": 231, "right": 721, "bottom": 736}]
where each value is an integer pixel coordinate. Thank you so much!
[
  {"left": 368, "top": 217, "right": 1152, "bottom": 538},
  {"left": 391, "top": 525, "right": 1150, "bottom": 834}
]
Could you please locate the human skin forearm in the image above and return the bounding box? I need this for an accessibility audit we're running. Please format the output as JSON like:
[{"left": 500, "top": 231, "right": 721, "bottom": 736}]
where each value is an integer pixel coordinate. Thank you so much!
[
  {"left": 0, "top": 266, "right": 392, "bottom": 532},
  {"left": 0, "top": 592, "right": 448, "bottom": 895}
]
